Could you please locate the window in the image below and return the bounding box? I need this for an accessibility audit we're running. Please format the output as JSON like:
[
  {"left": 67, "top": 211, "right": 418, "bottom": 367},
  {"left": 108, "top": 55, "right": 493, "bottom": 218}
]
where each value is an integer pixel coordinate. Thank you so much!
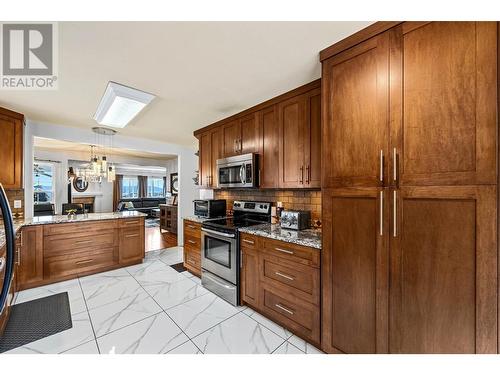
[
  {"left": 122, "top": 176, "right": 139, "bottom": 198},
  {"left": 147, "top": 177, "right": 165, "bottom": 198},
  {"left": 33, "top": 162, "right": 55, "bottom": 204}
]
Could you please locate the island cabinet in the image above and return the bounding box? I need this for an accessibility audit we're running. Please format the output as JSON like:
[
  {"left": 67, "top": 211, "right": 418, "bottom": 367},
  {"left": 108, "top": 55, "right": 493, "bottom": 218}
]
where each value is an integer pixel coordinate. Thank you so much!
[
  {"left": 0, "top": 107, "right": 24, "bottom": 189},
  {"left": 240, "top": 233, "right": 321, "bottom": 347},
  {"left": 15, "top": 217, "right": 145, "bottom": 290},
  {"left": 183, "top": 219, "right": 202, "bottom": 276},
  {"left": 194, "top": 80, "right": 321, "bottom": 189},
  {"left": 321, "top": 21, "right": 498, "bottom": 354}
]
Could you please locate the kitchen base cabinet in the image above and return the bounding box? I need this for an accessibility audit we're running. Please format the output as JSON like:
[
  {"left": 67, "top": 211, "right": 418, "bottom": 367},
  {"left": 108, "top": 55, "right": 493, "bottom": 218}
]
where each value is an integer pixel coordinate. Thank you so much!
[
  {"left": 183, "top": 219, "right": 202, "bottom": 276},
  {"left": 239, "top": 233, "right": 321, "bottom": 347},
  {"left": 17, "top": 225, "right": 44, "bottom": 290}
]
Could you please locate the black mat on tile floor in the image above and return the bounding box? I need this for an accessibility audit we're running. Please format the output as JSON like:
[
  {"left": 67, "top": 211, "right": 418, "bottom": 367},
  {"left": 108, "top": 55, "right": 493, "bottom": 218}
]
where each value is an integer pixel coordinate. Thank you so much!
[
  {"left": 170, "top": 262, "right": 187, "bottom": 273},
  {"left": 0, "top": 292, "right": 72, "bottom": 353}
]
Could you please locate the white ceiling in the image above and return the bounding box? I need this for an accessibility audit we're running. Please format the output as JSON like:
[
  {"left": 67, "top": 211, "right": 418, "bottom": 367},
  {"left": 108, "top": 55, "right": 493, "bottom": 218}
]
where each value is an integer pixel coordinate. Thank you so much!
[{"left": 0, "top": 21, "right": 372, "bottom": 147}]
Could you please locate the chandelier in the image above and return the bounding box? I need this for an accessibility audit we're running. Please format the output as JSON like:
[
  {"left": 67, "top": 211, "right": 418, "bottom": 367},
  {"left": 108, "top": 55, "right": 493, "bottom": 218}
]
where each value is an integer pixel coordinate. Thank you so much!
[{"left": 75, "top": 127, "right": 117, "bottom": 183}]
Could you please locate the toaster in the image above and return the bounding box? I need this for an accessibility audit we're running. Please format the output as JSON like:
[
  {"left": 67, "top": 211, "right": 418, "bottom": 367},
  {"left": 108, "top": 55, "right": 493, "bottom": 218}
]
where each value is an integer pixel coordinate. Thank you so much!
[{"left": 280, "top": 210, "right": 311, "bottom": 230}]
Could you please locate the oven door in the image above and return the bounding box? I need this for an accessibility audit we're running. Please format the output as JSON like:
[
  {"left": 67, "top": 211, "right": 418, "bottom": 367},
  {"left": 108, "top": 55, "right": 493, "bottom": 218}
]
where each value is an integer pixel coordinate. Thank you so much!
[{"left": 201, "top": 228, "right": 237, "bottom": 284}]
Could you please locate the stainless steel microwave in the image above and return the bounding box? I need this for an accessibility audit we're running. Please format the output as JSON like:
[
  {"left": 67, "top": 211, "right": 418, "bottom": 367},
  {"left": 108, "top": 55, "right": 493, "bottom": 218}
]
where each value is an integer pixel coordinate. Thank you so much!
[{"left": 216, "top": 153, "right": 258, "bottom": 188}]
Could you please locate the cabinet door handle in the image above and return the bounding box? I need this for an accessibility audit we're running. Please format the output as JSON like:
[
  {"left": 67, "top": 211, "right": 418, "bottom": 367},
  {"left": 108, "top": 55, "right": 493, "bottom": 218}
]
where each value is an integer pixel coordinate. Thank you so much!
[
  {"left": 393, "top": 190, "right": 397, "bottom": 237},
  {"left": 300, "top": 166, "right": 304, "bottom": 184},
  {"left": 125, "top": 234, "right": 139, "bottom": 238},
  {"left": 275, "top": 303, "right": 294, "bottom": 315},
  {"left": 16, "top": 248, "right": 21, "bottom": 266},
  {"left": 305, "top": 165, "right": 310, "bottom": 184},
  {"left": 239, "top": 139, "right": 242, "bottom": 153},
  {"left": 379, "top": 190, "right": 384, "bottom": 236},
  {"left": 76, "top": 259, "right": 94, "bottom": 265},
  {"left": 187, "top": 225, "right": 196, "bottom": 229},
  {"left": 393, "top": 147, "right": 398, "bottom": 183},
  {"left": 275, "top": 247, "right": 294, "bottom": 255},
  {"left": 379, "top": 149, "right": 384, "bottom": 183},
  {"left": 242, "top": 239, "right": 254, "bottom": 245},
  {"left": 275, "top": 271, "right": 294, "bottom": 281},
  {"left": 188, "top": 239, "right": 196, "bottom": 244}
]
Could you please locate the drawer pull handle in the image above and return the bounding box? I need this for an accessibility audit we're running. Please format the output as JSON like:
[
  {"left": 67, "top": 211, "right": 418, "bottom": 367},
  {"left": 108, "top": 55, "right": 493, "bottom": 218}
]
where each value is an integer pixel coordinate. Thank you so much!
[
  {"left": 187, "top": 225, "right": 196, "bottom": 229},
  {"left": 76, "top": 259, "right": 93, "bottom": 265},
  {"left": 76, "top": 240, "right": 92, "bottom": 245},
  {"left": 125, "top": 221, "right": 140, "bottom": 225},
  {"left": 275, "top": 271, "right": 294, "bottom": 281},
  {"left": 125, "top": 234, "right": 139, "bottom": 238},
  {"left": 275, "top": 303, "right": 294, "bottom": 315},
  {"left": 242, "top": 239, "right": 255, "bottom": 245},
  {"left": 275, "top": 247, "right": 294, "bottom": 255},
  {"left": 188, "top": 240, "right": 196, "bottom": 244}
]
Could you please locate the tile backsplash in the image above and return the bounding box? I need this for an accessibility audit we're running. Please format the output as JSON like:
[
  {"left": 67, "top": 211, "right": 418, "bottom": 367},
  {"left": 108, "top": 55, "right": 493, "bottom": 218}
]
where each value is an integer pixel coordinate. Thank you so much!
[
  {"left": 3, "top": 189, "right": 25, "bottom": 219},
  {"left": 214, "top": 189, "right": 321, "bottom": 223}
]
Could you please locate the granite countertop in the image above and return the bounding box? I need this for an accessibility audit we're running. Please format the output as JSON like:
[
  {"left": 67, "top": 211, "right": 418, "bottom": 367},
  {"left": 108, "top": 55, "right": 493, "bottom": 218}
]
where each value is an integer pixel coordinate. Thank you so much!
[
  {"left": 183, "top": 216, "right": 226, "bottom": 224},
  {"left": 0, "top": 211, "right": 147, "bottom": 248},
  {"left": 239, "top": 223, "right": 322, "bottom": 250}
]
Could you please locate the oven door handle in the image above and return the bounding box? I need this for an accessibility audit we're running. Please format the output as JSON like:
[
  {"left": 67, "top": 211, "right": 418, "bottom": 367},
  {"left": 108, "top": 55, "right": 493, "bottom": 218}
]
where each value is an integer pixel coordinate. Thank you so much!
[
  {"left": 202, "top": 228, "right": 236, "bottom": 238},
  {"left": 239, "top": 164, "right": 246, "bottom": 184}
]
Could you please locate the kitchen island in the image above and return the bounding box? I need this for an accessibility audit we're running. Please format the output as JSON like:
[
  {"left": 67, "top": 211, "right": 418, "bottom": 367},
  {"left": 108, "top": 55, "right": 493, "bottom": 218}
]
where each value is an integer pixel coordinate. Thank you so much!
[{"left": 0, "top": 211, "right": 146, "bottom": 291}]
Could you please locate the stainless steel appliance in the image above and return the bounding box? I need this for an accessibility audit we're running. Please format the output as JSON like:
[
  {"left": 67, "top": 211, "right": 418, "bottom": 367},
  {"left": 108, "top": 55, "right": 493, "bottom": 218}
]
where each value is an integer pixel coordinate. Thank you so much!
[
  {"left": 193, "top": 199, "right": 226, "bottom": 218},
  {"left": 201, "top": 200, "right": 271, "bottom": 305},
  {"left": 216, "top": 153, "right": 259, "bottom": 188},
  {"left": 0, "top": 183, "right": 15, "bottom": 335},
  {"left": 280, "top": 210, "right": 311, "bottom": 230}
]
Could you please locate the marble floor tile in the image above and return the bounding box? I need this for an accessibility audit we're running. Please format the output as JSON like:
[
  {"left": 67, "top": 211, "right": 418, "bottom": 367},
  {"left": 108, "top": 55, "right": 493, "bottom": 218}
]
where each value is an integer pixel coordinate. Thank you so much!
[
  {"left": 157, "top": 247, "right": 184, "bottom": 265},
  {"left": 62, "top": 340, "right": 100, "bottom": 354},
  {"left": 287, "top": 335, "right": 323, "bottom": 354},
  {"left": 181, "top": 270, "right": 197, "bottom": 278},
  {"left": 15, "top": 279, "right": 86, "bottom": 315},
  {"left": 244, "top": 308, "right": 293, "bottom": 339},
  {"left": 272, "top": 341, "right": 304, "bottom": 354},
  {"left": 166, "top": 293, "right": 240, "bottom": 338},
  {"left": 5, "top": 311, "right": 95, "bottom": 354},
  {"left": 88, "top": 291, "right": 162, "bottom": 337},
  {"left": 97, "top": 312, "right": 189, "bottom": 354},
  {"left": 130, "top": 260, "right": 186, "bottom": 288},
  {"left": 146, "top": 277, "right": 210, "bottom": 310},
  {"left": 192, "top": 312, "right": 284, "bottom": 354},
  {"left": 166, "top": 340, "right": 202, "bottom": 354},
  {"left": 80, "top": 274, "right": 142, "bottom": 310}
]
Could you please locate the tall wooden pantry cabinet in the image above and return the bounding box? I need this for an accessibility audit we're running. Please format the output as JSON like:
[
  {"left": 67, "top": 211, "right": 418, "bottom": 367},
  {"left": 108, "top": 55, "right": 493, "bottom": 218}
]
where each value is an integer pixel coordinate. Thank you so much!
[{"left": 321, "top": 22, "right": 498, "bottom": 354}]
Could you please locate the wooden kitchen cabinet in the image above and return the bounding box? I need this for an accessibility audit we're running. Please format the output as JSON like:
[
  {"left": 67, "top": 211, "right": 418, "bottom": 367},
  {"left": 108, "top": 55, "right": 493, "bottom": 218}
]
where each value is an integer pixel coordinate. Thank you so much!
[
  {"left": 119, "top": 221, "right": 145, "bottom": 264},
  {"left": 222, "top": 119, "right": 241, "bottom": 157},
  {"left": 391, "top": 22, "right": 497, "bottom": 187},
  {"left": 320, "top": 22, "right": 499, "bottom": 354},
  {"left": 18, "top": 226, "right": 44, "bottom": 290},
  {"left": 259, "top": 106, "right": 279, "bottom": 188},
  {"left": 0, "top": 107, "right": 24, "bottom": 189},
  {"left": 278, "top": 88, "right": 321, "bottom": 188},
  {"left": 183, "top": 219, "right": 202, "bottom": 276},
  {"left": 198, "top": 128, "right": 223, "bottom": 188},
  {"left": 222, "top": 114, "right": 261, "bottom": 157},
  {"left": 239, "top": 233, "right": 321, "bottom": 346},
  {"left": 389, "top": 185, "right": 497, "bottom": 353},
  {"left": 322, "top": 187, "right": 388, "bottom": 354}
]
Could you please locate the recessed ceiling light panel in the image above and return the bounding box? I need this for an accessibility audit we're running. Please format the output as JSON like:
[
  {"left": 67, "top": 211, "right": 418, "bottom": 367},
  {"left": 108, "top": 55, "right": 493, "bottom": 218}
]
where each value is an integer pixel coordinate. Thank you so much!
[{"left": 93, "top": 81, "right": 155, "bottom": 128}]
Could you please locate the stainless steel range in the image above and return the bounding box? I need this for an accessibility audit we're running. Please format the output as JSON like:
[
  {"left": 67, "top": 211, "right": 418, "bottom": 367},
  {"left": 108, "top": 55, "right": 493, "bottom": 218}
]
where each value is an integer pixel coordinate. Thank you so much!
[{"left": 201, "top": 200, "right": 271, "bottom": 305}]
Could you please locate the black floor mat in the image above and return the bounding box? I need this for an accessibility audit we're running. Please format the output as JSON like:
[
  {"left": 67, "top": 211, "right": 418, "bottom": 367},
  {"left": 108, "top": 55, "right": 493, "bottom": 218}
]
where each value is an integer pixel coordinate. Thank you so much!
[
  {"left": 0, "top": 292, "right": 72, "bottom": 353},
  {"left": 170, "top": 262, "right": 187, "bottom": 273}
]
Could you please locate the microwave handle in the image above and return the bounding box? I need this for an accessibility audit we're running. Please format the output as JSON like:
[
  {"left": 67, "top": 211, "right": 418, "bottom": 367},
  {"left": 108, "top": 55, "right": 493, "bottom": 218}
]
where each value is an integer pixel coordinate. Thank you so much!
[{"left": 239, "top": 164, "right": 246, "bottom": 184}]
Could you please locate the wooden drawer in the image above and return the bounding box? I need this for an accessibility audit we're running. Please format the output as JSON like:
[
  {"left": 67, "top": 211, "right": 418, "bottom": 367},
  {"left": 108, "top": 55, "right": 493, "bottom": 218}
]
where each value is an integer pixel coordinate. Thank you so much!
[
  {"left": 44, "top": 220, "right": 117, "bottom": 236},
  {"left": 262, "top": 238, "right": 320, "bottom": 268},
  {"left": 240, "top": 233, "right": 259, "bottom": 250},
  {"left": 45, "top": 231, "right": 117, "bottom": 257},
  {"left": 184, "top": 247, "right": 201, "bottom": 276},
  {"left": 118, "top": 218, "right": 144, "bottom": 228},
  {"left": 44, "top": 247, "right": 118, "bottom": 280},
  {"left": 184, "top": 220, "right": 201, "bottom": 239},
  {"left": 184, "top": 233, "right": 201, "bottom": 250},
  {"left": 261, "top": 284, "right": 320, "bottom": 345},
  {"left": 261, "top": 254, "right": 320, "bottom": 305}
]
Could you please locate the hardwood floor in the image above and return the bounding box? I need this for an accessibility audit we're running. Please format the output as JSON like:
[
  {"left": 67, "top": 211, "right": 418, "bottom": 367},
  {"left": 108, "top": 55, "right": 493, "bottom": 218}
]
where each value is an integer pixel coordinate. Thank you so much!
[{"left": 145, "top": 226, "right": 177, "bottom": 252}]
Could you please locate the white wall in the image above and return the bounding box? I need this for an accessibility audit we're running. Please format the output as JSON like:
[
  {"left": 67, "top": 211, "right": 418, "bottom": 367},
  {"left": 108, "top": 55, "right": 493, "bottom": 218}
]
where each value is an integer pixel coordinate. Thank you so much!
[{"left": 25, "top": 121, "right": 198, "bottom": 244}]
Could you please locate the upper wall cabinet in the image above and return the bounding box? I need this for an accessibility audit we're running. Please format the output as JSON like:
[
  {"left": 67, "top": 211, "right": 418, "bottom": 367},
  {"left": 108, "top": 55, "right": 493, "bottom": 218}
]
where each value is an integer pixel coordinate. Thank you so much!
[
  {"left": 0, "top": 107, "right": 24, "bottom": 190},
  {"left": 195, "top": 80, "right": 321, "bottom": 189},
  {"left": 321, "top": 32, "right": 390, "bottom": 189},
  {"left": 391, "top": 22, "right": 497, "bottom": 186}
]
